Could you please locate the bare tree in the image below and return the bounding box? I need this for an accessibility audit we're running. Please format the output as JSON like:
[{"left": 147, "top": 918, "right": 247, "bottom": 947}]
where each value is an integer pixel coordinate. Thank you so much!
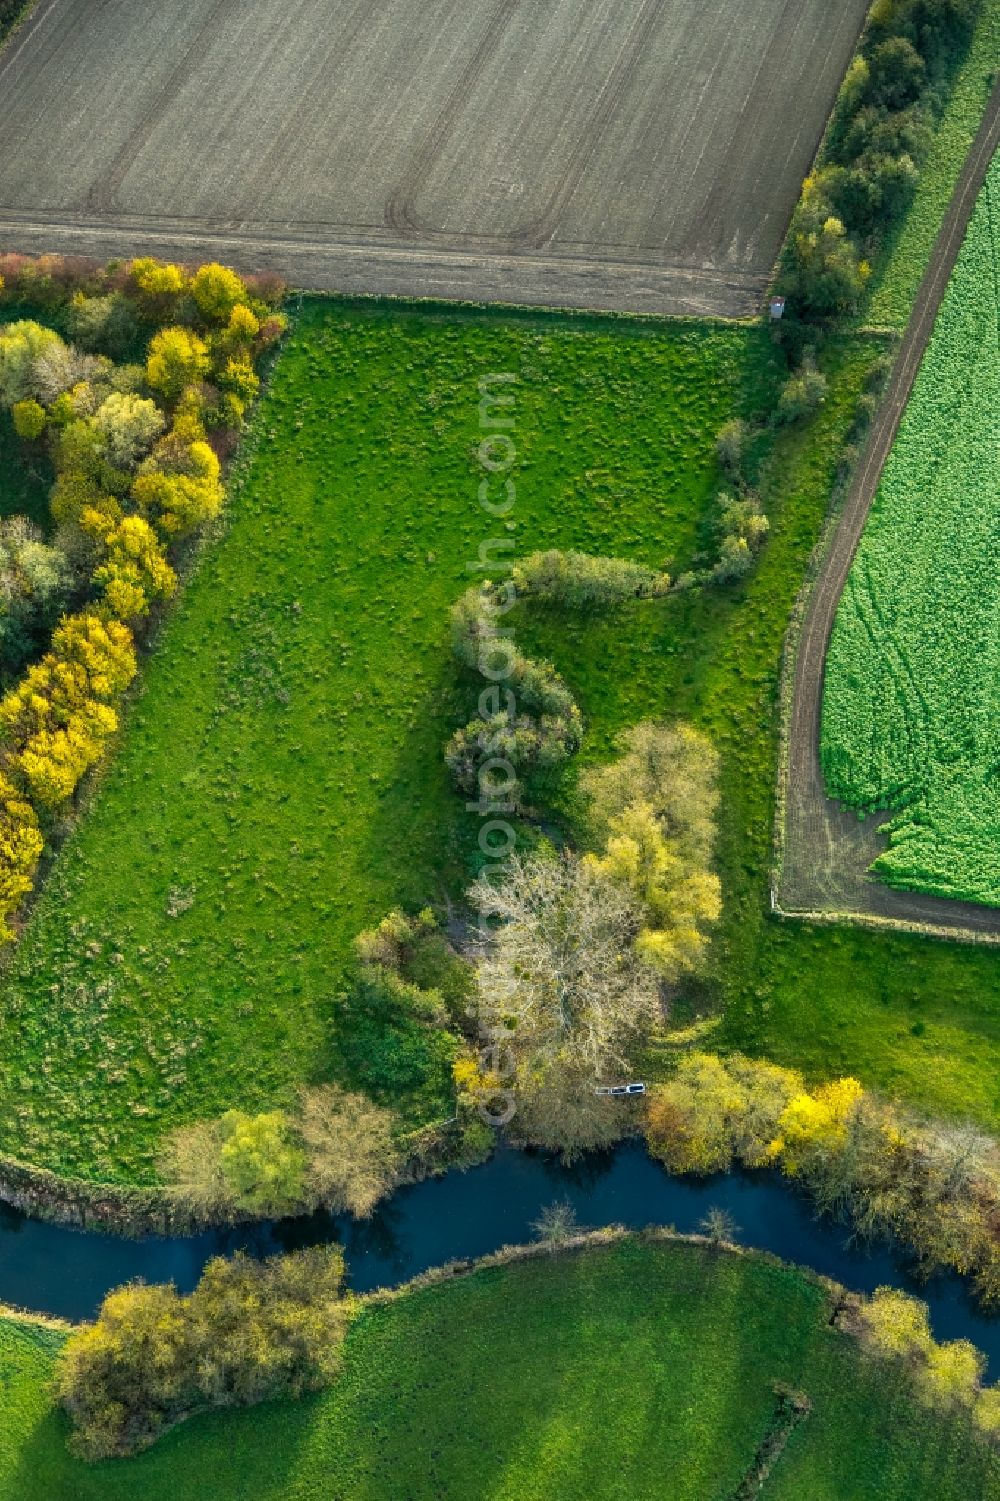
[
  {"left": 470, "top": 851, "right": 658, "bottom": 1078},
  {"left": 469, "top": 852, "right": 658, "bottom": 1159}
]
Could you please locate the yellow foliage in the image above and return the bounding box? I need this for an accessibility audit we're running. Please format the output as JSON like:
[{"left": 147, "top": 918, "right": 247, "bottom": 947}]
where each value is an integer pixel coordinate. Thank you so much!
[
  {"left": 132, "top": 439, "right": 223, "bottom": 537},
  {"left": 453, "top": 1054, "right": 503, "bottom": 1109},
  {"left": 772, "top": 1076, "right": 863, "bottom": 1174},
  {"left": 11, "top": 399, "right": 46, "bottom": 439},
  {"left": 50, "top": 471, "right": 119, "bottom": 529},
  {"left": 220, "top": 356, "right": 259, "bottom": 401},
  {"left": 917, "top": 1339, "right": 984, "bottom": 1409},
  {"left": 146, "top": 328, "right": 210, "bottom": 400},
  {"left": 585, "top": 801, "right": 720, "bottom": 984},
  {"left": 0, "top": 613, "right": 136, "bottom": 808},
  {"left": 857, "top": 1287, "right": 931, "bottom": 1359},
  {"left": 228, "top": 304, "right": 260, "bottom": 340},
  {"left": 191, "top": 262, "right": 247, "bottom": 323},
  {"left": 86, "top": 513, "right": 177, "bottom": 621},
  {"left": 16, "top": 714, "right": 114, "bottom": 808},
  {"left": 974, "top": 1386, "right": 1000, "bottom": 1436},
  {"left": 130, "top": 258, "right": 188, "bottom": 298},
  {"left": 644, "top": 1053, "right": 801, "bottom": 1177},
  {"left": 0, "top": 773, "right": 43, "bottom": 941}
]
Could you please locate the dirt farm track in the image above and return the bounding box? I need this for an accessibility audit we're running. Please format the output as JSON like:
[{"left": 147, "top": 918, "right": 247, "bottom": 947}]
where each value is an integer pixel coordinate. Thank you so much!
[{"left": 0, "top": 0, "right": 868, "bottom": 314}]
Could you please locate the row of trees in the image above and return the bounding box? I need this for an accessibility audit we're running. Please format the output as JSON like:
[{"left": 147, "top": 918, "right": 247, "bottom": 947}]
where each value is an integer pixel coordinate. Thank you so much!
[
  {"left": 56, "top": 1246, "right": 350, "bottom": 1459},
  {"left": 0, "top": 255, "right": 284, "bottom": 938},
  {"left": 780, "top": 0, "right": 980, "bottom": 315},
  {"left": 644, "top": 1051, "right": 1000, "bottom": 1306}
]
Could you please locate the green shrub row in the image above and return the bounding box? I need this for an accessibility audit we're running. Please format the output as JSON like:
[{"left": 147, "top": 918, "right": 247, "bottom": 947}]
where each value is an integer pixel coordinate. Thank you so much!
[{"left": 779, "top": 0, "right": 982, "bottom": 318}]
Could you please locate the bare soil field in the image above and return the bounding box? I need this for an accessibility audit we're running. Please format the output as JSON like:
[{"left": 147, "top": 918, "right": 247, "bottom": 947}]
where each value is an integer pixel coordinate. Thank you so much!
[
  {"left": 0, "top": 0, "right": 868, "bottom": 314},
  {"left": 776, "top": 80, "right": 1000, "bottom": 943}
]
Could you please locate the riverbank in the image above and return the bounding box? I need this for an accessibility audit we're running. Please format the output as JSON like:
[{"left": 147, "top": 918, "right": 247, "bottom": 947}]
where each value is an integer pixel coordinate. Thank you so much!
[{"left": 3, "top": 1234, "right": 997, "bottom": 1500}]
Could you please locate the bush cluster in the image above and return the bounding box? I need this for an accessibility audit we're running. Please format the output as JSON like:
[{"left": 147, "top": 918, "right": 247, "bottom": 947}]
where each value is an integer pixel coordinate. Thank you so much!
[
  {"left": 855, "top": 1286, "right": 999, "bottom": 1436},
  {"left": 160, "top": 1080, "right": 404, "bottom": 1223},
  {"left": 0, "top": 255, "right": 284, "bottom": 939},
  {"left": 335, "top": 909, "right": 463, "bottom": 1107},
  {"left": 779, "top": 0, "right": 979, "bottom": 316},
  {"left": 645, "top": 1052, "right": 1000, "bottom": 1307},
  {"left": 56, "top": 1246, "right": 350, "bottom": 1459}
]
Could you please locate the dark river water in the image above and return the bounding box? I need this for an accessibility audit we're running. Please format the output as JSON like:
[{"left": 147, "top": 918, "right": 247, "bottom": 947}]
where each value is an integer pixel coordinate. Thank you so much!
[{"left": 3, "top": 1142, "right": 998, "bottom": 1369}]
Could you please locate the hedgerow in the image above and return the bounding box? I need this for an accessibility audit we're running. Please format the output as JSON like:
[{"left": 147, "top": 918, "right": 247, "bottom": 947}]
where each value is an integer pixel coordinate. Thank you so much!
[
  {"left": 0, "top": 255, "right": 285, "bottom": 938},
  {"left": 778, "top": 0, "right": 983, "bottom": 319}
]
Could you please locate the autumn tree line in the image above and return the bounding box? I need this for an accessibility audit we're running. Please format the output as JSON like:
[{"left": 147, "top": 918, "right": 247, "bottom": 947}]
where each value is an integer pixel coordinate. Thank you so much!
[
  {"left": 780, "top": 0, "right": 983, "bottom": 317},
  {"left": 0, "top": 254, "right": 285, "bottom": 940}
]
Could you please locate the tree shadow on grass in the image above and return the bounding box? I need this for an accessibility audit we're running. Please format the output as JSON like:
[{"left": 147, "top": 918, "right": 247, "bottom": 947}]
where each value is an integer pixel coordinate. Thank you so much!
[{"left": 10, "top": 1388, "right": 325, "bottom": 1501}]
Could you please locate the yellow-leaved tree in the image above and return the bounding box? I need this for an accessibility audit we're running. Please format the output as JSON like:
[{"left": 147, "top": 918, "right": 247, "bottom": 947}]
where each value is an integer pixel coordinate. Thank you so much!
[
  {"left": 581, "top": 722, "right": 721, "bottom": 984},
  {"left": 0, "top": 773, "right": 43, "bottom": 940},
  {"left": 770, "top": 1076, "right": 865, "bottom": 1175},
  {"left": 145, "top": 327, "right": 210, "bottom": 401}
]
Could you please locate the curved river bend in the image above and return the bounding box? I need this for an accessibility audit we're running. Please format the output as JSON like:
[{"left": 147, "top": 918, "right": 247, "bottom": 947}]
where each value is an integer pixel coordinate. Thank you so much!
[{"left": 3, "top": 1144, "right": 998, "bottom": 1369}]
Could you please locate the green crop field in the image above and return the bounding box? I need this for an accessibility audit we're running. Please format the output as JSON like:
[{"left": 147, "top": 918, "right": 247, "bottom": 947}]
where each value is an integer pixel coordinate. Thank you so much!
[
  {"left": 862, "top": 0, "right": 1000, "bottom": 328},
  {"left": 0, "top": 1240, "right": 996, "bottom": 1500},
  {"left": 823, "top": 152, "right": 1000, "bottom": 906}
]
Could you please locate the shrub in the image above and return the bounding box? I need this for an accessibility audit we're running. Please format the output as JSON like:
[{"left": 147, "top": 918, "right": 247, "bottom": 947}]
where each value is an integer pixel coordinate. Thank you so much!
[
  {"left": 297, "top": 1084, "right": 402, "bottom": 1218},
  {"left": 56, "top": 1246, "right": 350, "bottom": 1459},
  {"left": 511, "top": 549, "right": 670, "bottom": 609},
  {"left": 645, "top": 1053, "right": 802, "bottom": 1175},
  {"left": 0, "top": 516, "right": 70, "bottom": 677},
  {"left": 0, "top": 612, "right": 137, "bottom": 809},
  {"left": 216, "top": 1109, "right": 307, "bottom": 1218},
  {"left": 582, "top": 722, "right": 721, "bottom": 982},
  {"left": 354, "top": 907, "right": 473, "bottom": 1021},
  {"left": 715, "top": 417, "right": 749, "bottom": 484},
  {"left": 145, "top": 327, "right": 210, "bottom": 400},
  {"left": 91, "top": 392, "right": 165, "bottom": 469},
  {"left": 776, "top": 353, "right": 828, "bottom": 423},
  {"left": 129, "top": 257, "right": 188, "bottom": 303},
  {"left": 0, "top": 320, "right": 63, "bottom": 404},
  {"left": 710, "top": 492, "right": 769, "bottom": 583},
  {"left": 66, "top": 292, "right": 139, "bottom": 360},
  {"left": 0, "top": 772, "right": 43, "bottom": 941},
  {"left": 191, "top": 263, "right": 248, "bottom": 323},
  {"left": 866, "top": 36, "right": 927, "bottom": 109},
  {"left": 158, "top": 1118, "right": 237, "bottom": 1218},
  {"left": 88, "top": 513, "right": 177, "bottom": 620},
  {"left": 132, "top": 437, "right": 224, "bottom": 536},
  {"left": 336, "top": 965, "right": 457, "bottom": 1100},
  {"left": 532, "top": 1198, "right": 579, "bottom": 1245},
  {"left": 11, "top": 398, "right": 45, "bottom": 439}
]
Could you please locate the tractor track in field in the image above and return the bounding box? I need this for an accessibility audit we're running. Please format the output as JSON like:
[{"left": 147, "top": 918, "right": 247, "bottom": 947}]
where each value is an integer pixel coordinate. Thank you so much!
[{"left": 776, "top": 75, "right": 1000, "bottom": 942}]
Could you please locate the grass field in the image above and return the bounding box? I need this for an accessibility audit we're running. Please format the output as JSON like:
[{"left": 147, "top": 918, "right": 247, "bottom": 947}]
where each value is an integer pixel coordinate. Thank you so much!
[
  {"left": 0, "top": 304, "right": 785, "bottom": 1182},
  {"left": 2, "top": 299, "right": 1000, "bottom": 1184},
  {"left": 0, "top": 0, "right": 867, "bottom": 315},
  {"left": 0, "top": 1238, "right": 996, "bottom": 1500},
  {"left": 822, "top": 152, "right": 1000, "bottom": 906},
  {"left": 863, "top": 0, "right": 1000, "bottom": 328}
]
